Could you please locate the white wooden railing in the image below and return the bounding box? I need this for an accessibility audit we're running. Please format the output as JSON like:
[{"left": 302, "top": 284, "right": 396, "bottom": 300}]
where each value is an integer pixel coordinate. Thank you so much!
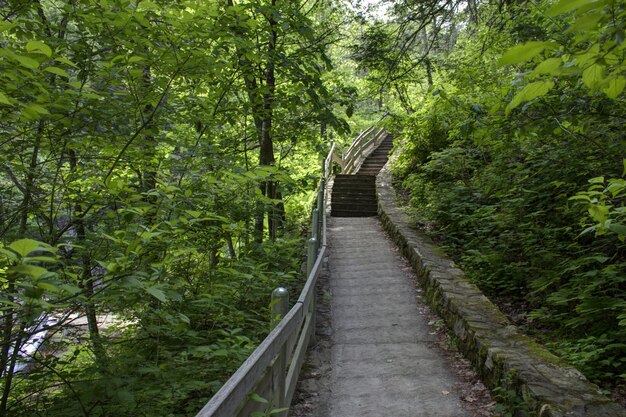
[{"left": 195, "top": 127, "right": 385, "bottom": 417}]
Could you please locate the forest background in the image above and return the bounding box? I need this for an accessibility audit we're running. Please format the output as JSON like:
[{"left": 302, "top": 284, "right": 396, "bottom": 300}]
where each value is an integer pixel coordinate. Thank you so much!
[{"left": 0, "top": 0, "right": 624, "bottom": 415}]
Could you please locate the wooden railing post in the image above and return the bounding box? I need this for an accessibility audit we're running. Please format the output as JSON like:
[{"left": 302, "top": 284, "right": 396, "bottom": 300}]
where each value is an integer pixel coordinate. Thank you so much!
[
  {"left": 271, "top": 288, "right": 289, "bottom": 329},
  {"left": 317, "top": 180, "right": 324, "bottom": 243},
  {"left": 307, "top": 237, "right": 317, "bottom": 276},
  {"left": 270, "top": 288, "right": 289, "bottom": 417}
]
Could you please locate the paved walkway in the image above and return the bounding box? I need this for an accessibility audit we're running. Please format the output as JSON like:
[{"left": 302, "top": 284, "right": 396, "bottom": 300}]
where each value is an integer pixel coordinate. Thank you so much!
[{"left": 323, "top": 216, "right": 467, "bottom": 417}]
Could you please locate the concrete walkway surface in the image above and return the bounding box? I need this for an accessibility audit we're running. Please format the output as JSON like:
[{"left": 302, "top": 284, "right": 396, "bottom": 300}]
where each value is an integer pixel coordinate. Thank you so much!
[{"left": 323, "top": 216, "right": 468, "bottom": 417}]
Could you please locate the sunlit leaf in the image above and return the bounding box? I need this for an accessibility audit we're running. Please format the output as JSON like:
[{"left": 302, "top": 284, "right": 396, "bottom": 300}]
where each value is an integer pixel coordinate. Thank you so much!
[
  {"left": 44, "top": 66, "right": 70, "bottom": 78},
  {"left": 15, "top": 55, "right": 40, "bottom": 69},
  {"left": 55, "top": 56, "right": 78, "bottom": 68},
  {"left": 588, "top": 204, "right": 610, "bottom": 223},
  {"left": 500, "top": 42, "right": 556, "bottom": 66},
  {"left": 9, "top": 239, "right": 45, "bottom": 257},
  {"left": 505, "top": 80, "right": 554, "bottom": 115},
  {"left": 532, "top": 58, "right": 562, "bottom": 77},
  {"left": 582, "top": 63, "right": 604, "bottom": 90},
  {"left": 26, "top": 41, "right": 52, "bottom": 57},
  {"left": 602, "top": 76, "right": 626, "bottom": 99},
  {"left": 0, "top": 92, "right": 12, "bottom": 106},
  {"left": 547, "top": 0, "right": 600, "bottom": 16}
]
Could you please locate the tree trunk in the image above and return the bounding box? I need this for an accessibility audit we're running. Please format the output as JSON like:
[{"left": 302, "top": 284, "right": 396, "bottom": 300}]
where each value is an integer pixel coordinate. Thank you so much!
[{"left": 68, "top": 150, "right": 108, "bottom": 371}]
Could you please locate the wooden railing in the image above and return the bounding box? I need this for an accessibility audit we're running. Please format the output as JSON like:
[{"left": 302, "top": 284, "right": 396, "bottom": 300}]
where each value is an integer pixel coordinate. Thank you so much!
[
  {"left": 195, "top": 126, "right": 385, "bottom": 417},
  {"left": 342, "top": 126, "right": 387, "bottom": 174}
]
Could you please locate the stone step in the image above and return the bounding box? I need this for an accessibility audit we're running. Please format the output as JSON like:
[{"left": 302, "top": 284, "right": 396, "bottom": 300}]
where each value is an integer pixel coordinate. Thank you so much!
[
  {"left": 330, "top": 135, "right": 393, "bottom": 217},
  {"left": 332, "top": 189, "right": 376, "bottom": 197},
  {"left": 332, "top": 194, "right": 376, "bottom": 201},
  {"left": 333, "top": 181, "right": 376, "bottom": 190},
  {"left": 363, "top": 162, "right": 388, "bottom": 167},
  {"left": 332, "top": 202, "right": 378, "bottom": 212},
  {"left": 332, "top": 183, "right": 376, "bottom": 190},
  {"left": 358, "top": 170, "right": 386, "bottom": 175},
  {"left": 334, "top": 175, "right": 376, "bottom": 183},
  {"left": 331, "top": 210, "right": 378, "bottom": 217}
]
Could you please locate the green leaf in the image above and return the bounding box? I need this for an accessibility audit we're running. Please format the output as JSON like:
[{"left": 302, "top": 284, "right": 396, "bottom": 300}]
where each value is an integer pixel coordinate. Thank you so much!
[
  {"left": 506, "top": 80, "right": 555, "bottom": 115},
  {"left": 9, "top": 239, "right": 45, "bottom": 257},
  {"left": 589, "top": 204, "right": 610, "bottom": 223},
  {"left": 602, "top": 76, "right": 626, "bottom": 99},
  {"left": 26, "top": 41, "right": 52, "bottom": 57},
  {"left": 0, "top": 248, "right": 18, "bottom": 260},
  {"left": 55, "top": 56, "right": 78, "bottom": 68},
  {"left": 15, "top": 55, "right": 40, "bottom": 69},
  {"left": 249, "top": 393, "right": 269, "bottom": 404},
  {"left": 137, "top": 1, "right": 157, "bottom": 11},
  {"left": 607, "top": 223, "right": 626, "bottom": 235},
  {"left": 582, "top": 64, "right": 604, "bottom": 90},
  {"left": 0, "top": 21, "right": 14, "bottom": 32},
  {"left": 500, "top": 42, "right": 555, "bottom": 66},
  {"left": 566, "top": 12, "right": 603, "bottom": 33},
  {"left": 547, "top": 0, "right": 599, "bottom": 16},
  {"left": 145, "top": 286, "right": 167, "bottom": 302},
  {"left": 26, "top": 256, "right": 58, "bottom": 263},
  {"left": 44, "top": 66, "right": 70, "bottom": 78},
  {"left": 0, "top": 92, "right": 12, "bottom": 106},
  {"left": 269, "top": 408, "right": 289, "bottom": 414},
  {"left": 532, "top": 58, "right": 562, "bottom": 77},
  {"left": 14, "top": 264, "right": 48, "bottom": 279},
  {"left": 21, "top": 104, "right": 50, "bottom": 119},
  {"left": 37, "top": 282, "right": 62, "bottom": 292}
]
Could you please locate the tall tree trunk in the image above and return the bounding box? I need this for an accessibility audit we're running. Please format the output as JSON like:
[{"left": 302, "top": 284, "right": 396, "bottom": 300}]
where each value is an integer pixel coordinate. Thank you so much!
[
  {"left": 227, "top": 0, "right": 282, "bottom": 242},
  {"left": 68, "top": 150, "right": 108, "bottom": 371},
  {"left": 263, "top": 0, "right": 279, "bottom": 240}
]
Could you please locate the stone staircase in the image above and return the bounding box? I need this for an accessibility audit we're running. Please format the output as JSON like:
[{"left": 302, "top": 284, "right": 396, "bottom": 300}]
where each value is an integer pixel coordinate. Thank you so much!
[
  {"left": 330, "top": 134, "right": 393, "bottom": 217},
  {"left": 356, "top": 134, "right": 394, "bottom": 175}
]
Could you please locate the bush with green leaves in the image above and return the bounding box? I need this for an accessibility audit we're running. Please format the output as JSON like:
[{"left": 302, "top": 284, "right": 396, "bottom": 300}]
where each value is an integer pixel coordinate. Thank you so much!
[{"left": 390, "top": 0, "right": 626, "bottom": 389}]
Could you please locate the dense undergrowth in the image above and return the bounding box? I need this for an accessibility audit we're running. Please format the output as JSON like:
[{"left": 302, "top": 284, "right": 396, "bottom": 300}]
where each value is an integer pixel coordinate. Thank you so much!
[
  {"left": 8, "top": 234, "right": 305, "bottom": 417},
  {"left": 388, "top": 1, "right": 626, "bottom": 390}
]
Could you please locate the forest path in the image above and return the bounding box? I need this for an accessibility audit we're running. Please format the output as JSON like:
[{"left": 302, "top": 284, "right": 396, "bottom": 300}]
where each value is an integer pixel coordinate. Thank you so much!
[{"left": 316, "top": 216, "right": 468, "bottom": 416}]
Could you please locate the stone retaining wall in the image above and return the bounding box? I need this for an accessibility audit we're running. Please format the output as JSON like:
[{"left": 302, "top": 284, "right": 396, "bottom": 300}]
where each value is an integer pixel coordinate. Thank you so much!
[{"left": 376, "top": 163, "right": 626, "bottom": 417}]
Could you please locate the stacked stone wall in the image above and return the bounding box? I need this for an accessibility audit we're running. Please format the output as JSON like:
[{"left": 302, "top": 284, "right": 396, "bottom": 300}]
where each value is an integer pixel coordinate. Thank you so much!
[{"left": 376, "top": 163, "right": 626, "bottom": 417}]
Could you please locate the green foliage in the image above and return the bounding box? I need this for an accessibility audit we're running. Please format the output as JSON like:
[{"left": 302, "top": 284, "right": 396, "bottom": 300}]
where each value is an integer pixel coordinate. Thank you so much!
[
  {"left": 1, "top": 0, "right": 341, "bottom": 414},
  {"left": 389, "top": 0, "right": 626, "bottom": 389}
]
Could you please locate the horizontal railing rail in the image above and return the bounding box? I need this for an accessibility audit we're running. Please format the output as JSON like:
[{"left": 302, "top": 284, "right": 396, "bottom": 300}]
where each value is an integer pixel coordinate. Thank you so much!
[
  {"left": 196, "top": 126, "right": 385, "bottom": 417},
  {"left": 343, "top": 126, "right": 387, "bottom": 174}
]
